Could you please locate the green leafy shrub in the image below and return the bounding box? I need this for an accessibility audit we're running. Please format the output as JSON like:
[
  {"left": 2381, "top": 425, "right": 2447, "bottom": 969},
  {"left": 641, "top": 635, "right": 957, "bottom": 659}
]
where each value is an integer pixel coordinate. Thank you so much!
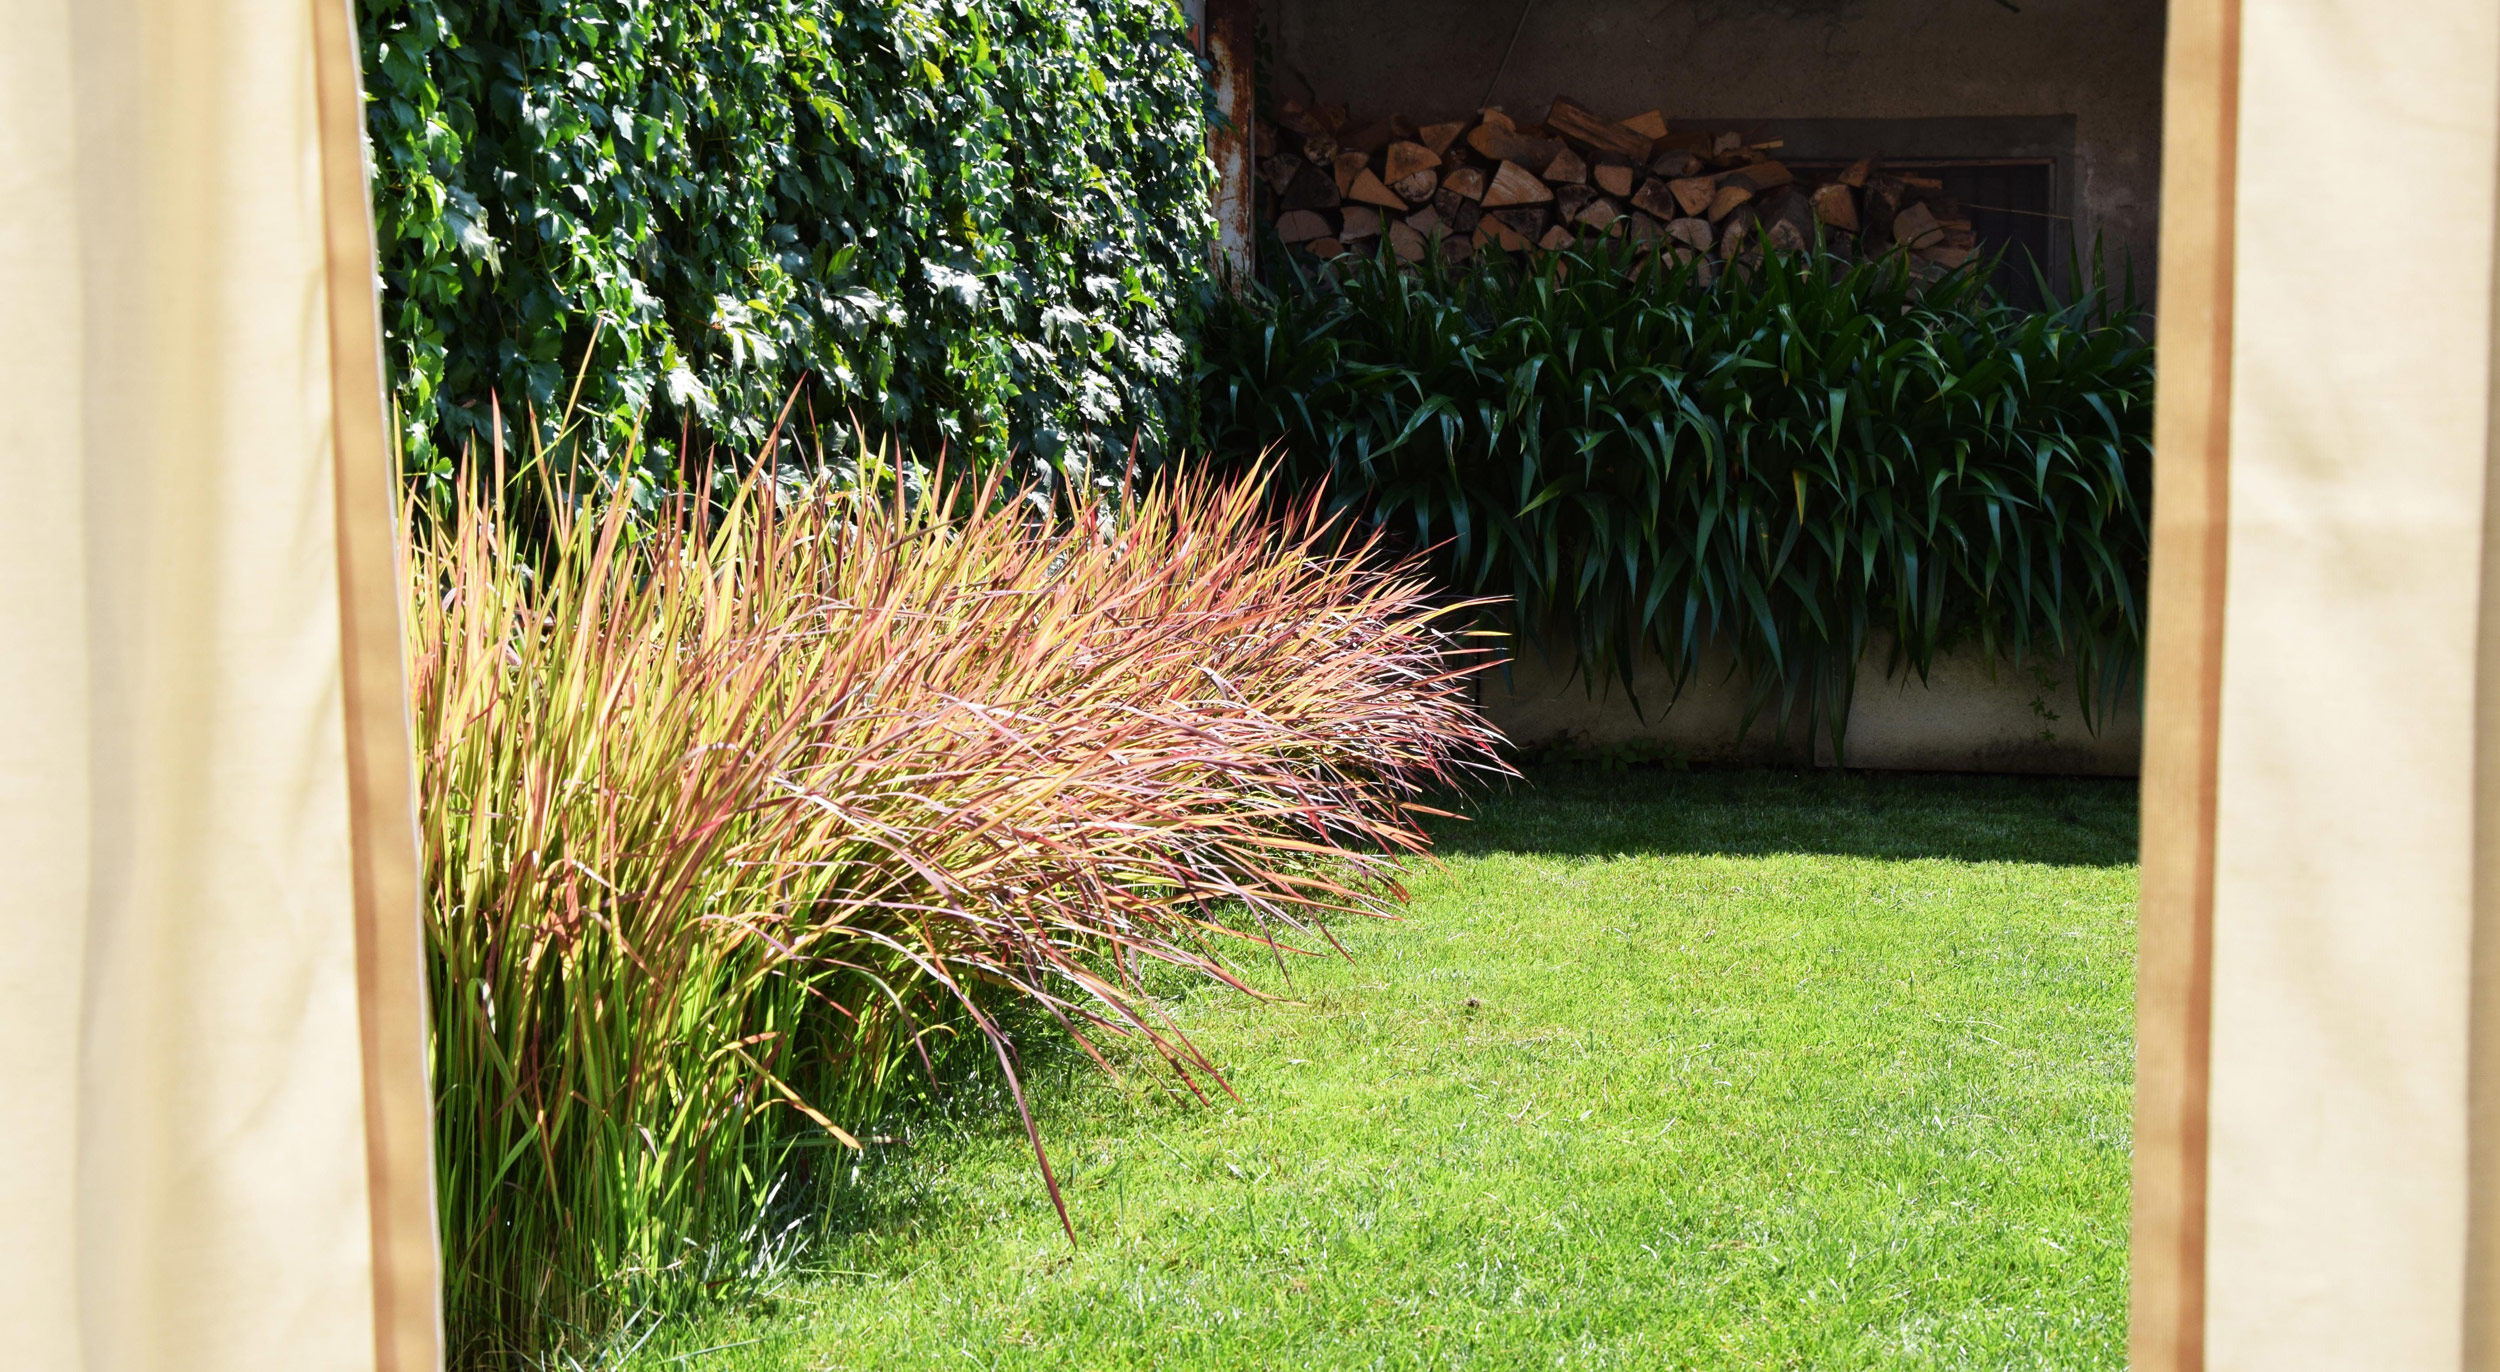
[
  {"left": 362, "top": 0, "right": 1213, "bottom": 501},
  {"left": 1195, "top": 241, "right": 2153, "bottom": 755},
  {"left": 409, "top": 451, "right": 1502, "bottom": 1362}
]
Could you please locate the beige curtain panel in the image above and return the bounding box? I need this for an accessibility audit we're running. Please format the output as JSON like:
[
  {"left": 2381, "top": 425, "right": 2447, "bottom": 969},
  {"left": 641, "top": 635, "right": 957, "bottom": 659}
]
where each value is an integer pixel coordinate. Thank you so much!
[
  {"left": 0, "top": 0, "right": 439, "bottom": 1368},
  {"left": 2136, "top": 1, "right": 2500, "bottom": 1369}
]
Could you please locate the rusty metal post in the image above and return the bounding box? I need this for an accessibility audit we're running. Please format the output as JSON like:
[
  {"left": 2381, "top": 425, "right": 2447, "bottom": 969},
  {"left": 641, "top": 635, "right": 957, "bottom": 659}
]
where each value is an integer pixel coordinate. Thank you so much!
[{"left": 1203, "top": 0, "right": 1257, "bottom": 283}]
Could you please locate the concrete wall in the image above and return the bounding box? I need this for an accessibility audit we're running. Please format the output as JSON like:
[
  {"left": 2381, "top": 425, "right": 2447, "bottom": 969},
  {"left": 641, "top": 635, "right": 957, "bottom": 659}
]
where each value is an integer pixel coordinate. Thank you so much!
[
  {"left": 1269, "top": 0, "right": 2167, "bottom": 291},
  {"left": 1481, "top": 639, "right": 2142, "bottom": 775}
]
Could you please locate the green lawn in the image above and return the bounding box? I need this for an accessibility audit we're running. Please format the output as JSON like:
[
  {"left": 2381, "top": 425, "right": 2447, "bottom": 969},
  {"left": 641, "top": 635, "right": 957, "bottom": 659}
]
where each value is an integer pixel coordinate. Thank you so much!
[{"left": 632, "top": 768, "right": 2137, "bottom": 1370}]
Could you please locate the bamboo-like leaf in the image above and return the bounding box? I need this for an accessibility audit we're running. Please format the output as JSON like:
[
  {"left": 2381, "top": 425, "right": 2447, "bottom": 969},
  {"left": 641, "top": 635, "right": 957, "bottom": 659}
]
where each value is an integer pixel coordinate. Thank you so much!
[{"left": 1195, "top": 239, "right": 2153, "bottom": 760}]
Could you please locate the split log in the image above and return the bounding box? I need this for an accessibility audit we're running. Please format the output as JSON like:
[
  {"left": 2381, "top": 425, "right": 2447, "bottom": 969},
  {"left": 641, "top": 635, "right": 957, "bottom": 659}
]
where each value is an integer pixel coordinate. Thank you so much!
[
  {"left": 1347, "top": 167, "right": 1408, "bottom": 210},
  {"left": 1468, "top": 109, "right": 1566, "bottom": 169},
  {"left": 1719, "top": 161, "right": 1794, "bottom": 194},
  {"left": 1391, "top": 168, "right": 1441, "bottom": 203},
  {"left": 1334, "top": 151, "right": 1369, "bottom": 195},
  {"left": 1443, "top": 165, "right": 1489, "bottom": 201},
  {"left": 1388, "top": 219, "right": 1429, "bottom": 262},
  {"left": 1537, "top": 225, "right": 1576, "bottom": 251},
  {"left": 1261, "top": 154, "right": 1304, "bottom": 194},
  {"left": 1892, "top": 202, "right": 1944, "bottom": 249},
  {"left": 1720, "top": 205, "right": 1759, "bottom": 258},
  {"left": 1384, "top": 140, "right": 1441, "bottom": 184},
  {"left": 1481, "top": 160, "right": 1556, "bottom": 208},
  {"left": 1621, "top": 109, "right": 1670, "bottom": 143},
  {"left": 1338, "top": 206, "right": 1382, "bottom": 240},
  {"left": 1706, "top": 184, "right": 1753, "bottom": 220},
  {"left": 1543, "top": 147, "right": 1590, "bottom": 186},
  {"left": 1275, "top": 209, "right": 1331, "bottom": 244},
  {"left": 1711, "top": 131, "right": 1744, "bottom": 159},
  {"left": 1480, "top": 217, "right": 1532, "bottom": 252},
  {"left": 1281, "top": 162, "right": 1343, "bottom": 211},
  {"left": 1593, "top": 164, "right": 1636, "bottom": 198},
  {"left": 1421, "top": 121, "right": 1467, "bottom": 155},
  {"left": 1628, "top": 211, "right": 1664, "bottom": 242},
  {"left": 1901, "top": 173, "right": 1945, "bottom": 191},
  {"left": 1669, "top": 176, "right": 1717, "bottom": 216},
  {"left": 1837, "top": 158, "right": 1872, "bottom": 189},
  {"left": 1405, "top": 205, "right": 1446, "bottom": 237},
  {"left": 1442, "top": 234, "right": 1474, "bottom": 264},
  {"left": 1308, "top": 237, "right": 1346, "bottom": 258},
  {"left": 1631, "top": 177, "right": 1683, "bottom": 221},
  {"left": 1921, "top": 243, "right": 1973, "bottom": 269},
  {"left": 1648, "top": 148, "right": 1704, "bottom": 180},
  {"left": 1544, "top": 96, "right": 1655, "bottom": 162},
  {"left": 1491, "top": 204, "right": 1552, "bottom": 238},
  {"left": 1667, "top": 216, "right": 1713, "bottom": 253},
  {"left": 1766, "top": 214, "right": 1809, "bottom": 254},
  {"left": 1434, "top": 187, "right": 1485, "bottom": 234},
  {"left": 1554, "top": 183, "right": 1599, "bottom": 221},
  {"left": 1576, "top": 197, "right": 1624, "bottom": 232},
  {"left": 1301, "top": 131, "right": 1341, "bottom": 165},
  {"left": 1276, "top": 100, "right": 1323, "bottom": 136},
  {"left": 1811, "top": 182, "right": 1859, "bottom": 232}
]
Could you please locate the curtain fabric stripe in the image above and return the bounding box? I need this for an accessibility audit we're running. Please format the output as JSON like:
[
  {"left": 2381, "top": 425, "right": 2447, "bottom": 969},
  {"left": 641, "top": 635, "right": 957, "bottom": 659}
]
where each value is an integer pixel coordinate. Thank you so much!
[
  {"left": 2132, "top": 0, "right": 2238, "bottom": 1368},
  {"left": 308, "top": 0, "right": 443, "bottom": 1366}
]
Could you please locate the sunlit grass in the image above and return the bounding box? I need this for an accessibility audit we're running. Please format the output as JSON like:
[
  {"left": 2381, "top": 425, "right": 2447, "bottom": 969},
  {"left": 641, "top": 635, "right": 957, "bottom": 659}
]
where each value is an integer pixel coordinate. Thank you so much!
[{"left": 627, "top": 767, "right": 2136, "bottom": 1369}]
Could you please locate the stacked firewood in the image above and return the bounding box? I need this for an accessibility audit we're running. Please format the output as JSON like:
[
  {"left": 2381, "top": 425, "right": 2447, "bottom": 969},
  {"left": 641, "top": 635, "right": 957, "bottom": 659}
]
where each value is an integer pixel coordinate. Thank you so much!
[{"left": 1259, "top": 96, "right": 1980, "bottom": 273}]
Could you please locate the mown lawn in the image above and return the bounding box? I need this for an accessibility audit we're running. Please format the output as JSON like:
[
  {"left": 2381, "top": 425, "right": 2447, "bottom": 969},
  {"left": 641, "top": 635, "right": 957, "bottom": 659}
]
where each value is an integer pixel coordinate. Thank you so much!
[{"left": 632, "top": 768, "right": 2138, "bottom": 1370}]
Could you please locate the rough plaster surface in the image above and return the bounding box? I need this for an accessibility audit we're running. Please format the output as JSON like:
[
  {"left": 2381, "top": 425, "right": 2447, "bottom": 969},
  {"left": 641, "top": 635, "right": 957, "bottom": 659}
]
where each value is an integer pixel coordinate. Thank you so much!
[{"left": 1272, "top": 0, "right": 2166, "bottom": 287}]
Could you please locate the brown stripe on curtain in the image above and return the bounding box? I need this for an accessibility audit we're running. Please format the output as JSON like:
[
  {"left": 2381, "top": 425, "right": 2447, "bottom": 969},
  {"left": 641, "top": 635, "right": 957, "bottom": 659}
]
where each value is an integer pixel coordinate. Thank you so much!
[
  {"left": 308, "top": 0, "right": 443, "bottom": 1366},
  {"left": 2133, "top": 1, "right": 2239, "bottom": 1369}
]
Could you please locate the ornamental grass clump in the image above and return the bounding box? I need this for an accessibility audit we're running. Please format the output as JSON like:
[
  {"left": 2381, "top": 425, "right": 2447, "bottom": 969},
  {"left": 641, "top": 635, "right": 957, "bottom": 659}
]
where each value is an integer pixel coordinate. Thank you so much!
[{"left": 408, "top": 455, "right": 1503, "bottom": 1364}]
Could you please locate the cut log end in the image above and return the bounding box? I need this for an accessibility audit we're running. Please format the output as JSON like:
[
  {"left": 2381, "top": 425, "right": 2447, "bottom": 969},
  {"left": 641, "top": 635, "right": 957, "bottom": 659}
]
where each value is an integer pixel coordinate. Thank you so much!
[
  {"left": 1482, "top": 160, "right": 1557, "bottom": 208},
  {"left": 1275, "top": 209, "right": 1331, "bottom": 244},
  {"left": 1706, "top": 184, "right": 1754, "bottom": 221},
  {"left": 1811, "top": 183, "right": 1860, "bottom": 233},
  {"left": 1348, "top": 167, "right": 1409, "bottom": 210},
  {"left": 1384, "top": 140, "right": 1440, "bottom": 185},
  {"left": 1669, "top": 176, "right": 1717, "bottom": 217},
  {"left": 1391, "top": 168, "right": 1441, "bottom": 203}
]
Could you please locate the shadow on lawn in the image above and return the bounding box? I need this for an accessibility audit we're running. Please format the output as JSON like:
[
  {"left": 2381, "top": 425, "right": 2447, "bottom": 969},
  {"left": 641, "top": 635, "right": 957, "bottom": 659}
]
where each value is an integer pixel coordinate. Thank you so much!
[{"left": 1433, "top": 764, "right": 2139, "bottom": 869}]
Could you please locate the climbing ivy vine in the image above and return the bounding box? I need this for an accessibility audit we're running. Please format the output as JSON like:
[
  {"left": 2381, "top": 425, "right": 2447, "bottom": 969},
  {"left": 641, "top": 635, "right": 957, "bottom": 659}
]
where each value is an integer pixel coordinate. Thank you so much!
[{"left": 361, "top": 0, "right": 1214, "bottom": 499}]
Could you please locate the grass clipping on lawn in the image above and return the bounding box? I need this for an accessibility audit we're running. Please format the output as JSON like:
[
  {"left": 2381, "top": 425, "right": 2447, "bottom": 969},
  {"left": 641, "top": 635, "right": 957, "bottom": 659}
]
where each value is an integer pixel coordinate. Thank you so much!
[{"left": 406, "top": 461, "right": 1506, "bottom": 1363}]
